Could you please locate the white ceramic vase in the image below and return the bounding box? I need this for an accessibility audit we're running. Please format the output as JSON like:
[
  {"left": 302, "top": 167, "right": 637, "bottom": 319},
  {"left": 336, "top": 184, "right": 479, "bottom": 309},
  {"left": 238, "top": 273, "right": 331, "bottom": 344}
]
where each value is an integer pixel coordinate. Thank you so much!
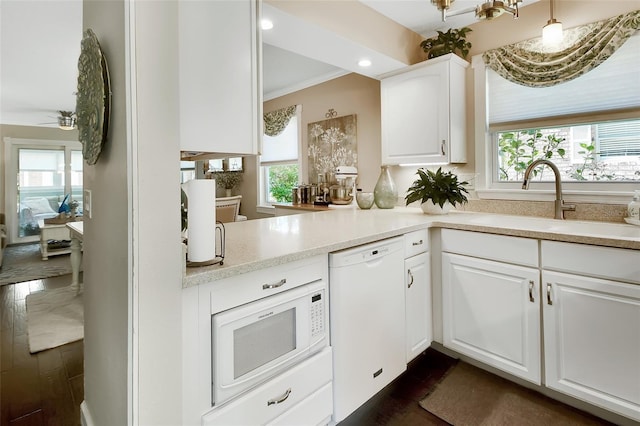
[{"left": 420, "top": 200, "right": 452, "bottom": 215}]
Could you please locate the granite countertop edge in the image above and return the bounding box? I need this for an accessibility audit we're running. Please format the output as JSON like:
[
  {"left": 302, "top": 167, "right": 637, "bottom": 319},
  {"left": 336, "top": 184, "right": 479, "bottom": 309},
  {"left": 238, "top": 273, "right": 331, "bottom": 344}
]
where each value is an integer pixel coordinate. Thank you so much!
[{"left": 183, "top": 209, "right": 640, "bottom": 288}]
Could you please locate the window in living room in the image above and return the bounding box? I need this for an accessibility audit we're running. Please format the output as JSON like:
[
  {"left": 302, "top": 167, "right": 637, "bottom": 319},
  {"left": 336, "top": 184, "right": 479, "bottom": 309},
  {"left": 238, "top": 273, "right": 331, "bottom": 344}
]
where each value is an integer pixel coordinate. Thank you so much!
[{"left": 5, "top": 138, "right": 82, "bottom": 244}]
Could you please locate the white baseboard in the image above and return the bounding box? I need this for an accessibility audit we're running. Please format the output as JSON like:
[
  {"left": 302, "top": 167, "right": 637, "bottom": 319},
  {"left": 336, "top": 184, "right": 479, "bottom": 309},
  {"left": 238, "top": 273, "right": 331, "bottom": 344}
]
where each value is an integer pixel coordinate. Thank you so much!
[{"left": 81, "top": 401, "right": 95, "bottom": 426}]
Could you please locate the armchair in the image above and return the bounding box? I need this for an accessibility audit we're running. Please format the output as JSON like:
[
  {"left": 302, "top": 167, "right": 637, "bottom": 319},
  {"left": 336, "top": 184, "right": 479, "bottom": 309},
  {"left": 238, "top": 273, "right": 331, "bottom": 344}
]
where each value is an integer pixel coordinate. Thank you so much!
[{"left": 215, "top": 195, "right": 244, "bottom": 223}]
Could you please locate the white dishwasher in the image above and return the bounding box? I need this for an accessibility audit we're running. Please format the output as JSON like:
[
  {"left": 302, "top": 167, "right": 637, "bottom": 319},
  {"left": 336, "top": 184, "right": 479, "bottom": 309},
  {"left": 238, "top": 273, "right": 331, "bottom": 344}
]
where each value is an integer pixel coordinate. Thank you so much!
[{"left": 329, "top": 236, "right": 406, "bottom": 422}]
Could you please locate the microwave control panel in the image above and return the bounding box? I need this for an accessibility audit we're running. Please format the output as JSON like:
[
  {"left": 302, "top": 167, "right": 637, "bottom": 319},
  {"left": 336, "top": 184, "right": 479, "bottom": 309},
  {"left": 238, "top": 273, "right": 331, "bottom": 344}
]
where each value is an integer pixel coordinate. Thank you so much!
[{"left": 310, "top": 292, "right": 325, "bottom": 337}]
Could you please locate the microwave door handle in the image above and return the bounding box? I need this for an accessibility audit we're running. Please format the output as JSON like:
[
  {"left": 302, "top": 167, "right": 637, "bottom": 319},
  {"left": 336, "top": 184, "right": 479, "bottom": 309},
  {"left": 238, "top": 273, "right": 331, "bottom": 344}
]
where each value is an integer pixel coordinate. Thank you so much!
[{"left": 267, "top": 388, "right": 292, "bottom": 406}]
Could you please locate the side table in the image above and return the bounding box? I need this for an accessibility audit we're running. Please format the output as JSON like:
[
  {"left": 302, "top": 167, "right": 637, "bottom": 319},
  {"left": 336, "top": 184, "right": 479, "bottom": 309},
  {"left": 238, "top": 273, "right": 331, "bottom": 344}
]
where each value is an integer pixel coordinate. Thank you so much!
[
  {"left": 38, "top": 220, "right": 75, "bottom": 260},
  {"left": 66, "top": 222, "right": 84, "bottom": 295}
]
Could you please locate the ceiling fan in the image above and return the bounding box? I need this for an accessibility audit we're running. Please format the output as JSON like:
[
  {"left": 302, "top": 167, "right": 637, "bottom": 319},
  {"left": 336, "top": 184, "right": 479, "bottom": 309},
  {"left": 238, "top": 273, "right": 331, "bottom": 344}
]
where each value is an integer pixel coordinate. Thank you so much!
[
  {"left": 432, "top": 0, "right": 523, "bottom": 22},
  {"left": 39, "top": 110, "right": 77, "bottom": 130}
]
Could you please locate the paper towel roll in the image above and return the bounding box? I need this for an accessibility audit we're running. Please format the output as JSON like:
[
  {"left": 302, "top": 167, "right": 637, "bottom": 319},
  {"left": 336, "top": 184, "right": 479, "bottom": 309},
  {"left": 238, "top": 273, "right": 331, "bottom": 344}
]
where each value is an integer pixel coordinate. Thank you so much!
[{"left": 182, "top": 179, "right": 216, "bottom": 262}]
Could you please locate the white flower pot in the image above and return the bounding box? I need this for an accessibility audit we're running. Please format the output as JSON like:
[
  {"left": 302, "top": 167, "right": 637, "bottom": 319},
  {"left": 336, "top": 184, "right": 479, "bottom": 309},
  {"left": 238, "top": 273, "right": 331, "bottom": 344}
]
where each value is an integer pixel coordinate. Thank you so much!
[{"left": 420, "top": 201, "right": 452, "bottom": 215}]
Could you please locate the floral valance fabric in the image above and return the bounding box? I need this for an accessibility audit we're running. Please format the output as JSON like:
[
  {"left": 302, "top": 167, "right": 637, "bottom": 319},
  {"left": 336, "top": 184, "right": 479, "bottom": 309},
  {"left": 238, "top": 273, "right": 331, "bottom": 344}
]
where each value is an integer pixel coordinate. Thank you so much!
[
  {"left": 483, "top": 10, "right": 640, "bottom": 88},
  {"left": 264, "top": 105, "right": 297, "bottom": 137}
]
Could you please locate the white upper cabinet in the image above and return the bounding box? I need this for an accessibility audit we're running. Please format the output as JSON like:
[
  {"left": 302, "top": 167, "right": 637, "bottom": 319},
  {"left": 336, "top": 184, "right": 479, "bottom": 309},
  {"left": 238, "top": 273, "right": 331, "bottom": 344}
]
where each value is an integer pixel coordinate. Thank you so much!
[
  {"left": 179, "top": 0, "right": 262, "bottom": 155},
  {"left": 381, "top": 54, "right": 468, "bottom": 165}
]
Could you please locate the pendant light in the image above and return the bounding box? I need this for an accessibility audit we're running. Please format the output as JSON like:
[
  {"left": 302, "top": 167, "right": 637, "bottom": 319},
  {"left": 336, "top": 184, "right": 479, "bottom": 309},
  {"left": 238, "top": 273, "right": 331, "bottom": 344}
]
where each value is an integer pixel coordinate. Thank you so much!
[
  {"left": 432, "top": 0, "right": 523, "bottom": 22},
  {"left": 542, "top": 0, "right": 563, "bottom": 45}
]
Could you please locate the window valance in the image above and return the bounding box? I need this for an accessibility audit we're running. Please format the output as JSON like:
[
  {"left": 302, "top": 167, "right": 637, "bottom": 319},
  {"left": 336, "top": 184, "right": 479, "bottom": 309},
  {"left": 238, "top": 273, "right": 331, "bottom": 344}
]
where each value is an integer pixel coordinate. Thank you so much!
[
  {"left": 483, "top": 10, "right": 640, "bottom": 88},
  {"left": 264, "top": 105, "right": 297, "bottom": 137}
]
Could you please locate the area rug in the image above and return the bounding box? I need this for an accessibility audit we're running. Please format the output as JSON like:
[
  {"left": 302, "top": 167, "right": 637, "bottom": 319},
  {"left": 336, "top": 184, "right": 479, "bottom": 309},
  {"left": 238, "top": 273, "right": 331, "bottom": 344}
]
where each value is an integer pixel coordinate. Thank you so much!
[
  {"left": 419, "top": 362, "right": 607, "bottom": 426},
  {"left": 0, "top": 243, "right": 73, "bottom": 286},
  {"left": 25, "top": 286, "right": 83, "bottom": 353}
]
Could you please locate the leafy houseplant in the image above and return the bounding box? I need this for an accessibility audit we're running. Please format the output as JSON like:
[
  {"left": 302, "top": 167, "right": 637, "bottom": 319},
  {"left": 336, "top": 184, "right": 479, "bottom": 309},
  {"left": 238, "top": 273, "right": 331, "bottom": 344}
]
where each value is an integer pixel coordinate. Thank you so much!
[
  {"left": 209, "top": 170, "right": 243, "bottom": 192},
  {"left": 405, "top": 167, "right": 469, "bottom": 212},
  {"left": 420, "top": 27, "right": 472, "bottom": 60}
]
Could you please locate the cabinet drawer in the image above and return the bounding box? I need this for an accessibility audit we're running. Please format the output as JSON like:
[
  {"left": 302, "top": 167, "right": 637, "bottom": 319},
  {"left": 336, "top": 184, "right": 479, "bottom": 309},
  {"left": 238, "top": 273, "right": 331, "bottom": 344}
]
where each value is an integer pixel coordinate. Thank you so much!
[
  {"left": 268, "top": 382, "right": 333, "bottom": 426},
  {"left": 542, "top": 241, "right": 639, "bottom": 284},
  {"left": 208, "top": 254, "right": 328, "bottom": 315},
  {"left": 202, "top": 348, "right": 333, "bottom": 425},
  {"left": 441, "top": 229, "right": 538, "bottom": 267},
  {"left": 404, "top": 229, "right": 429, "bottom": 257}
]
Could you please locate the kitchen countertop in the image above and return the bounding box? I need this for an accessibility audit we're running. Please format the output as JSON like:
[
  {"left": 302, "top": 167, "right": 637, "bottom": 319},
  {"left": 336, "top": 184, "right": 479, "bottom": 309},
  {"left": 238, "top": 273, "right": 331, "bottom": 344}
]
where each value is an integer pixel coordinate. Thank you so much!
[{"left": 183, "top": 208, "right": 640, "bottom": 287}]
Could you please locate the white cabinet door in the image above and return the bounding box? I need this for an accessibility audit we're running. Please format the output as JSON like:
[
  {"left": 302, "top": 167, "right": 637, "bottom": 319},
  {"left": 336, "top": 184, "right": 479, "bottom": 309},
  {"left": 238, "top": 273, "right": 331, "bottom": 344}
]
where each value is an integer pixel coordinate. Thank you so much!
[
  {"left": 406, "top": 252, "right": 432, "bottom": 362},
  {"left": 381, "top": 54, "right": 468, "bottom": 165},
  {"left": 543, "top": 271, "right": 640, "bottom": 422},
  {"left": 179, "top": 0, "right": 261, "bottom": 155},
  {"left": 442, "top": 253, "right": 541, "bottom": 384}
]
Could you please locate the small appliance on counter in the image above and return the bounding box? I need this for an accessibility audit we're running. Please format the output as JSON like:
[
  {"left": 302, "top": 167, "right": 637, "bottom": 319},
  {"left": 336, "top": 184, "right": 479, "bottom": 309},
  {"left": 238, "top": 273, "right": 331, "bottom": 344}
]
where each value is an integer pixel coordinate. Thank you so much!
[{"left": 330, "top": 166, "right": 358, "bottom": 205}]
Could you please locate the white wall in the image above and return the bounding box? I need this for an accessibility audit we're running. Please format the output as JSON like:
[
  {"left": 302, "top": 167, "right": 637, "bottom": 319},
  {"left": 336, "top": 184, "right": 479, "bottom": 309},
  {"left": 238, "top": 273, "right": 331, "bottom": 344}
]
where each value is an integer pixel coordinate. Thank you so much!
[
  {"left": 81, "top": 1, "right": 183, "bottom": 425},
  {"left": 130, "top": 1, "right": 183, "bottom": 424},
  {"left": 80, "top": 1, "right": 129, "bottom": 425}
]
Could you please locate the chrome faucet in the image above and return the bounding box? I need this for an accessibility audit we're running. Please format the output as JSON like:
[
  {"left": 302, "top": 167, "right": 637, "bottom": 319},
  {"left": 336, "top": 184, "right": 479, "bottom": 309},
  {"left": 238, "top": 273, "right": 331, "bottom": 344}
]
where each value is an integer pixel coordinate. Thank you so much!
[{"left": 522, "top": 159, "right": 576, "bottom": 220}]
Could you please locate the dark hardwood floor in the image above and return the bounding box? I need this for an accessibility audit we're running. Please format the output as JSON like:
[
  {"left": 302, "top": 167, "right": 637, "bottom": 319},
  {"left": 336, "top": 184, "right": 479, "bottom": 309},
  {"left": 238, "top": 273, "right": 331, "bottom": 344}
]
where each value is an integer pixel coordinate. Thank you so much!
[{"left": 1, "top": 275, "right": 83, "bottom": 426}]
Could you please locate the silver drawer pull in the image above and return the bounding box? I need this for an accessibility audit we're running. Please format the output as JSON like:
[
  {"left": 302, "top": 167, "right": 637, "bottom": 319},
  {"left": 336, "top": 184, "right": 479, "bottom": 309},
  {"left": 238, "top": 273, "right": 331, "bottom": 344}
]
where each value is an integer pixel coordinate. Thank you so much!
[
  {"left": 412, "top": 239, "right": 423, "bottom": 246},
  {"left": 267, "top": 388, "right": 291, "bottom": 406},
  {"left": 441, "top": 140, "right": 446, "bottom": 156},
  {"left": 408, "top": 269, "right": 414, "bottom": 288},
  {"left": 547, "top": 283, "right": 553, "bottom": 305},
  {"left": 263, "top": 278, "right": 286, "bottom": 290},
  {"left": 528, "top": 280, "right": 535, "bottom": 303}
]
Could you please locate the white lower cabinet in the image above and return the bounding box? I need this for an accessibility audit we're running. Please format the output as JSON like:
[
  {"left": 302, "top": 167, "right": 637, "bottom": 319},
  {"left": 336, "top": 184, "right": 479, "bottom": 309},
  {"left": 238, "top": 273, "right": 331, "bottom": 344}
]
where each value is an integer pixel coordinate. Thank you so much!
[
  {"left": 268, "top": 383, "right": 333, "bottom": 426},
  {"left": 405, "top": 230, "right": 432, "bottom": 362},
  {"left": 202, "top": 348, "right": 333, "bottom": 426},
  {"left": 439, "top": 232, "right": 640, "bottom": 423},
  {"left": 405, "top": 252, "right": 432, "bottom": 362},
  {"left": 442, "top": 252, "right": 541, "bottom": 384},
  {"left": 543, "top": 260, "right": 640, "bottom": 421}
]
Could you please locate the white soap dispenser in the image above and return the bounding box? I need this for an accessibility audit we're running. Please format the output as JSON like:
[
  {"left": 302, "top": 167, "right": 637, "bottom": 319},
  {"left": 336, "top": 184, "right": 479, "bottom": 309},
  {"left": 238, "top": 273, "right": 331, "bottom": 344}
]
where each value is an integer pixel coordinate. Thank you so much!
[{"left": 628, "top": 190, "right": 640, "bottom": 221}]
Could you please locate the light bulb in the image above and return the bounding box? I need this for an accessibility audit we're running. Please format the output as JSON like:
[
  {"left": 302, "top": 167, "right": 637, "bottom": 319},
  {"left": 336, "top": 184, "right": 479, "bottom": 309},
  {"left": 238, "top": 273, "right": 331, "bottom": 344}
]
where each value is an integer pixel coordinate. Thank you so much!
[{"left": 542, "top": 19, "right": 563, "bottom": 45}]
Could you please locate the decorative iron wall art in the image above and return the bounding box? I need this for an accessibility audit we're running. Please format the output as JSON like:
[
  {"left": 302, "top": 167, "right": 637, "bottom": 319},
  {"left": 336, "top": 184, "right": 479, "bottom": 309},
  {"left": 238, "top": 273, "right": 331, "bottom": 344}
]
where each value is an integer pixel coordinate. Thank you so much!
[{"left": 307, "top": 112, "right": 357, "bottom": 184}]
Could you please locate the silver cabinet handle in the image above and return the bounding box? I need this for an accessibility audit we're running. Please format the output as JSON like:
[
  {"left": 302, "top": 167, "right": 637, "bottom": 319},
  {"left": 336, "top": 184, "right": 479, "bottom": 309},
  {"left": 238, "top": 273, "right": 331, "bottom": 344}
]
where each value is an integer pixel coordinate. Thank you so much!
[
  {"left": 407, "top": 269, "right": 414, "bottom": 288},
  {"left": 263, "top": 278, "right": 286, "bottom": 290},
  {"left": 528, "top": 280, "right": 535, "bottom": 303},
  {"left": 412, "top": 239, "right": 423, "bottom": 246},
  {"left": 547, "top": 283, "right": 553, "bottom": 305},
  {"left": 267, "top": 388, "right": 291, "bottom": 406},
  {"left": 441, "top": 140, "right": 446, "bottom": 156}
]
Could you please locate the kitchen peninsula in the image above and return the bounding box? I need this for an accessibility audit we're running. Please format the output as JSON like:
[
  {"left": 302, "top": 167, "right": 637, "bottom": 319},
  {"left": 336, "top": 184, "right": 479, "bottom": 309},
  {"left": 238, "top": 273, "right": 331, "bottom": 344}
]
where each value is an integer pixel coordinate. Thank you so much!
[
  {"left": 182, "top": 208, "right": 640, "bottom": 426},
  {"left": 184, "top": 208, "right": 640, "bottom": 286}
]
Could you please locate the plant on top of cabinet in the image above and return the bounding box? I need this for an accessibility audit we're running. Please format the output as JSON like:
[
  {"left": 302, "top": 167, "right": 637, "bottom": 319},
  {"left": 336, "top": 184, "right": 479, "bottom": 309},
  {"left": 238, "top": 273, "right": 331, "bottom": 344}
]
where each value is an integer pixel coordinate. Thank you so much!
[
  {"left": 405, "top": 167, "right": 468, "bottom": 214},
  {"left": 420, "top": 27, "right": 472, "bottom": 60}
]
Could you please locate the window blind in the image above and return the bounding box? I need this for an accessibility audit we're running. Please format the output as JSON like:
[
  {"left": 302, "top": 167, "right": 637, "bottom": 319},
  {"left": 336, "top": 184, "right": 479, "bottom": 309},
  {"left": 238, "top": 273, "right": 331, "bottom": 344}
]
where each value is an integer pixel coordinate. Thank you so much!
[
  {"left": 261, "top": 115, "right": 299, "bottom": 164},
  {"left": 488, "top": 33, "right": 640, "bottom": 128}
]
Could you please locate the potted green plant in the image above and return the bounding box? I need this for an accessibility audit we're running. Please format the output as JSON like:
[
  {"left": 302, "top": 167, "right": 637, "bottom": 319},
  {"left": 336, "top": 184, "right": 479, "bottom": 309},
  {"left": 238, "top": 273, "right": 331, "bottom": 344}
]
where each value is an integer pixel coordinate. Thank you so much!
[
  {"left": 210, "top": 170, "right": 243, "bottom": 196},
  {"left": 405, "top": 167, "right": 469, "bottom": 214},
  {"left": 420, "top": 27, "right": 472, "bottom": 60}
]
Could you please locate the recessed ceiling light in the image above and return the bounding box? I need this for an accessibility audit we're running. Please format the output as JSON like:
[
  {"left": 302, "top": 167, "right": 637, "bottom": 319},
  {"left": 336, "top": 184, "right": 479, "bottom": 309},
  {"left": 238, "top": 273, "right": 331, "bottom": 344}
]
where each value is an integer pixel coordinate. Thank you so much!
[
  {"left": 358, "top": 59, "right": 372, "bottom": 68},
  {"left": 261, "top": 19, "right": 274, "bottom": 30}
]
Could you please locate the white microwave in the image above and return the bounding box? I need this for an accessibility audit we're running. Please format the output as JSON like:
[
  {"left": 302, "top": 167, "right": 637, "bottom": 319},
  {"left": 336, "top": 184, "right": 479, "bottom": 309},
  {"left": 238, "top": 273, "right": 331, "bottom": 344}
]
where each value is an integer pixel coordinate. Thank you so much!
[{"left": 211, "top": 279, "right": 328, "bottom": 406}]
